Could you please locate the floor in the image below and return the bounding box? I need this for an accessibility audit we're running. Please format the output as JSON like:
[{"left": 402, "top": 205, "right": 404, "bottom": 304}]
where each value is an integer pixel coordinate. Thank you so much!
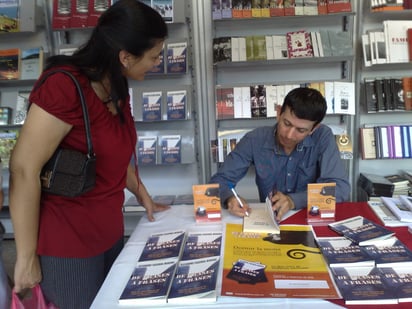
[{"left": 1, "top": 238, "right": 16, "bottom": 288}]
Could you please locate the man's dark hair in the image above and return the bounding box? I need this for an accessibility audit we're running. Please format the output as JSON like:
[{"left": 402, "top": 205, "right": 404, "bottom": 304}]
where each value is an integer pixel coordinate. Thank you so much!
[{"left": 280, "top": 87, "right": 327, "bottom": 126}]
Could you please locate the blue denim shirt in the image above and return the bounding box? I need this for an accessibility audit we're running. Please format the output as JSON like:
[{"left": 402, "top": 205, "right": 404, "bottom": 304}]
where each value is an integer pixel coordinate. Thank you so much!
[{"left": 209, "top": 124, "right": 351, "bottom": 210}]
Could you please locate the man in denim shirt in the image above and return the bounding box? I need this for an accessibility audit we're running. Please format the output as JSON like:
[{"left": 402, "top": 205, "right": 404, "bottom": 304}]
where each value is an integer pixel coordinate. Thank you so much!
[{"left": 210, "top": 87, "right": 350, "bottom": 220}]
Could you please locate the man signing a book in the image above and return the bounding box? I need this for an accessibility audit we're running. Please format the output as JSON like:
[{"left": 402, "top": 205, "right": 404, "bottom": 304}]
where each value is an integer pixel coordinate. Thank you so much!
[{"left": 209, "top": 87, "right": 350, "bottom": 220}]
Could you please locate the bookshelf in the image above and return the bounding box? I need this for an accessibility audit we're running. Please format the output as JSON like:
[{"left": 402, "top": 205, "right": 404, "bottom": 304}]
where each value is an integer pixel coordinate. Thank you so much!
[{"left": 354, "top": 0, "right": 412, "bottom": 200}]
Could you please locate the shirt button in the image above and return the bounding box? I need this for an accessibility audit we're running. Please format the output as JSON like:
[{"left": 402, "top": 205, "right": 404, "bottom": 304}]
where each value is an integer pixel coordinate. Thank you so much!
[
  {"left": 287, "top": 173, "right": 291, "bottom": 176},
  {"left": 289, "top": 157, "right": 292, "bottom": 161}
]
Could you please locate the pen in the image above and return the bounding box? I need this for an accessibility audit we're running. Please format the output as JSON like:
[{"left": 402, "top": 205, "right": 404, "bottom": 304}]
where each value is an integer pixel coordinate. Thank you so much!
[{"left": 230, "top": 187, "right": 249, "bottom": 217}]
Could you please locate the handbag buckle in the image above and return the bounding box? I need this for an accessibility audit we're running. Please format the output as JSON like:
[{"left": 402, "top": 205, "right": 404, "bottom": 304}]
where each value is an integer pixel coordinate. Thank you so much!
[{"left": 40, "top": 170, "right": 53, "bottom": 188}]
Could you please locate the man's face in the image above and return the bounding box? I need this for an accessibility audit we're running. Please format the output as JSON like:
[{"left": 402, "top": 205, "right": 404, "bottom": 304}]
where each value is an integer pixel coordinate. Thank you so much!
[{"left": 276, "top": 106, "right": 317, "bottom": 151}]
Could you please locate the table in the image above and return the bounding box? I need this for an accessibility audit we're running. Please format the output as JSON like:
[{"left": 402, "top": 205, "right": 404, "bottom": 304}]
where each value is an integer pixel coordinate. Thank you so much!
[{"left": 91, "top": 202, "right": 412, "bottom": 308}]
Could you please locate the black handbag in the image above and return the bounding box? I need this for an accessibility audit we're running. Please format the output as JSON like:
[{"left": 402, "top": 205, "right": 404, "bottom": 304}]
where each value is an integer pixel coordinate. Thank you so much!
[{"left": 38, "top": 69, "right": 96, "bottom": 197}]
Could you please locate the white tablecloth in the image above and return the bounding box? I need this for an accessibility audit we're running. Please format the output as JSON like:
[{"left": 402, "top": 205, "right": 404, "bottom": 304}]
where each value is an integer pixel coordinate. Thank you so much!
[{"left": 91, "top": 204, "right": 344, "bottom": 309}]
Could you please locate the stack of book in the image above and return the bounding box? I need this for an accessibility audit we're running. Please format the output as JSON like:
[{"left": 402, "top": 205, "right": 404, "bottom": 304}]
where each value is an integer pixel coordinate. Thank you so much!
[
  {"left": 385, "top": 174, "right": 411, "bottom": 197},
  {"left": 325, "top": 215, "right": 412, "bottom": 304},
  {"left": 359, "top": 172, "right": 395, "bottom": 199}
]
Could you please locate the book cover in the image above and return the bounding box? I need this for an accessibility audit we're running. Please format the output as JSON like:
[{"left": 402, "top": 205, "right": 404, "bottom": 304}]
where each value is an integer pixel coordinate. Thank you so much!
[
  {"left": 364, "top": 236, "right": 412, "bottom": 268},
  {"left": 391, "top": 78, "right": 405, "bottom": 111},
  {"left": 402, "top": 76, "right": 412, "bottom": 110},
  {"left": 242, "top": 0, "right": 252, "bottom": 18},
  {"left": 318, "top": 30, "right": 332, "bottom": 57},
  {"left": 167, "top": 256, "right": 220, "bottom": 303},
  {"left": 118, "top": 259, "right": 178, "bottom": 305},
  {"left": 367, "top": 200, "right": 410, "bottom": 227},
  {"left": 216, "top": 87, "right": 234, "bottom": 120},
  {"left": 316, "top": 236, "right": 375, "bottom": 268},
  {"left": 231, "top": 0, "right": 243, "bottom": 18},
  {"left": 160, "top": 134, "right": 181, "bottom": 164},
  {"left": 137, "top": 135, "right": 157, "bottom": 165},
  {"left": 14, "top": 90, "right": 30, "bottom": 125},
  {"left": 400, "top": 195, "right": 412, "bottom": 211},
  {"left": 361, "top": 34, "right": 372, "bottom": 67},
  {"left": 69, "top": 0, "right": 89, "bottom": 28},
  {"left": 0, "top": 0, "right": 19, "bottom": 32},
  {"left": 306, "top": 182, "right": 336, "bottom": 225},
  {"left": 212, "top": 37, "right": 232, "bottom": 64},
  {"left": 401, "top": 125, "right": 411, "bottom": 158},
  {"left": 328, "top": 215, "right": 395, "bottom": 246},
  {"left": 364, "top": 78, "right": 378, "bottom": 112},
  {"left": 221, "top": 223, "right": 340, "bottom": 299},
  {"left": 142, "top": 91, "right": 162, "bottom": 121},
  {"left": 192, "top": 184, "right": 221, "bottom": 223},
  {"left": 221, "top": 0, "right": 232, "bottom": 18},
  {"left": 181, "top": 231, "right": 223, "bottom": 261},
  {"left": 286, "top": 30, "right": 313, "bottom": 58},
  {"left": 360, "top": 127, "right": 377, "bottom": 160},
  {"left": 252, "top": 35, "right": 267, "bottom": 61},
  {"left": 0, "top": 48, "right": 19, "bottom": 80},
  {"left": 283, "top": 0, "right": 295, "bottom": 16},
  {"left": 87, "top": 0, "right": 110, "bottom": 27},
  {"left": 152, "top": 0, "right": 174, "bottom": 23},
  {"left": 0, "top": 107, "right": 12, "bottom": 125},
  {"left": 326, "top": 0, "right": 352, "bottom": 13},
  {"left": 330, "top": 266, "right": 398, "bottom": 305},
  {"left": 272, "top": 35, "right": 288, "bottom": 59},
  {"left": 243, "top": 199, "right": 280, "bottom": 235},
  {"left": 333, "top": 81, "right": 355, "bottom": 115},
  {"left": 383, "top": 20, "right": 412, "bottom": 63},
  {"left": 20, "top": 47, "right": 44, "bottom": 80},
  {"left": 166, "top": 41, "right": 187, "bottom": 74},
  {"left": 166, "top": 90, "right": 187, "bottom": 120},
  {"left": 0, "top": 129, "right": 18, "bottom": 168},
  {"left": 380, "top": 267, "right": 412, "bottom": 303},
  {"left": 52, "top": 0, "right": 72, "bottom": 29},
  {"left": 269, "top": 0, "right": 285, "bottom": 17},
  {"left": 138, "top": 230, "right": 186, "bottom": 262},
  {"left": 212, "top": 0, "right": 222, "bottom": 20},
  {"left": 251, "top": 0, "right": 262, "bottom": 17}
]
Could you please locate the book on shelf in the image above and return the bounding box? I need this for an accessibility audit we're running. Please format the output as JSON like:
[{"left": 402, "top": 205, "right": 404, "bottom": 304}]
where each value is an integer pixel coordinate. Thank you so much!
[
  {"left": 0, "top": 48, "right": 19, "bottom": 80},
  {"left": 167, "top": 256, "right": 220, "bottom": 304},
  {"left": 328, "top": 30, "right": 353, "bottom": 57},
  {"left": 152, "top": 0, "right": 174, "bottom": 23},
  {"left": 243, "top": 199, "right": 280, "bottom": 235},
  {"left": 283, "top": 0, "right": 295, "bottom": 16},
  {"left": 166, "top": 90, "right": 187, "bottom": 120},
  {"left": 14, "top": 90, "right": 30, "bottom": 125},
  {"left": 0, "top": 129, "right": 18, "bottom": 169},
  {"left": 212, "top": 0, "right": 222, "bottom": 20},
  {"left": 0, "top": 0, "right": 19, "bottom": 32},
  {"left": 215, "top": 87, "right": 234, "bottom": 120},
  {"left": 138, "top": 230, "right": 186, "bottom": 262},
  {"left": 251, "top": 0, "right": 262, "bottom": 18},
  {"left": 385, "top": 174, "right": 410, "bottom": 196},
  {"left": 142, "top": 91, "right": 162, "bottom": 121},
  {"left": 361, "top": 34, "right": 372, "bottom": 67},
  {"left": 318, "top": 30, "right": 332, "bottom": 57},
  {"left": 0, "top": 107, "right": 12, "bottom": 125},
  {"left": 360, "top": 127, "right": 376, "bottom": 160},
  {"left": 118, "top": 259, "right": 178, "bottom": 305},
  {"left": 380, "top": 196, "right": 412, "bottom": 223},
  {"left": 330, "top": 266, "right": 398, "bottom": 305},
  {"left": 333, "top": 81, "right": 355, "bottom": 115},
  {"left": 286, "top": 30, "right": 313, "bottom": 58},
  {"left": 328, "top": 215, "right": 395, "bottom": 246},
  {"left": 192, "top": 184, "right": 221, "bottom": 223},
  {"left": 306, "top": 182, "right": 336, "bottom": 225},
  {"left": 241, "top": 0, "right": 252, "bottom": 18},
  {"left": 363, "top": 236, "right": 412, "bottom": 268},
  {"left": 383, "top": 20, "right": 412, "bottom": 63},
  {"left": 231, "top": 0, "right": 243, "bottom": 18},
  {"left": 272, "top": 35, "right": 288, "bottom": 59},
  {"left": 87, "top": 0, "right": 110, "bottom": 28},
  {"left": 160, "top": 134, "right": 181, "bottom": 164},
  {"left": 137, "top": 135, "right": 157, "bottom": 165},
  {"left": 221, "top": 223, "right": 340, "bottom": 299},
  {"left": 402, "top": 76, "right": 412, "bottom": 110},
  {"left": 152, "top": 195, "right": 176, "bottom": 205},
  {"left": 252, "top": 35, "right": 267, "bottom": 61},
  {"left": 166, "top": 41, "right": 187, "bottom": 74},
  {"left": 212, "top": 37, "right": 232, "bottom": 64},
  {"left": 52, "top": 0, "right": 71, "bottom": 29},
  {"left": 380, "top": 266, "right": 412, "bottom": 303},
  {"left": 19, "top": 47, "right": 44, "bottom": 80},
  {"left": 367, "top": 200, "right": 410, "bottom": 227},
  {"left": 315, "top": 236, "right": 375, "bottom": 268},
  {"left": 221, "top": 0, "right": 232, "bottom": 18},
  {"left": 181, "top": 231, "right": 222, "bottom": 261},
  {"left": 327, "top": 0, "right": 352, "bottom": 13}
]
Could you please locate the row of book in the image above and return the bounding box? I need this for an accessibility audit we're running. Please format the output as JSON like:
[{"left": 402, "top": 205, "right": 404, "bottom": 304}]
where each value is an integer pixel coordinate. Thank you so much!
[
  {"left": 361, "top": 20, "right": 412, "bottom": 66},
  {"left": 358, "top": 172, "right": 412, "bottom": 199},
  {"left": 52, "top": 0, "right": 174, "bottom": 29},
  {"left": 213, "top": 29, "right": 352, "bottom": 63},
  {"left": 140, "top": 89, "right": 188, "bottom": 122},
  {"left": 364, "top": 77, "right": 412, "bottom": 113},
  {"left": 371, "top": 0, "right": 412, "bottom": 11},
  {"left": 215, "top": 81, "right": 355, "bottom": 120},
  {"left": 118, "top": 229, "right": 222, "bottom": 304},
  {"left": 359, "top": 125, "right": 412, "bottom": 160},
  {"left": 0, "top": 47, "right": 43, "bottom": 81},
  {"left": 212, "top": 0, "right": 352, "bottom": 20},
  {"left": 321, "top": 215, "right": 412, "bottom": 304},
  {"left": 137, "top": 134, "right": 182, "bottom": 165}
]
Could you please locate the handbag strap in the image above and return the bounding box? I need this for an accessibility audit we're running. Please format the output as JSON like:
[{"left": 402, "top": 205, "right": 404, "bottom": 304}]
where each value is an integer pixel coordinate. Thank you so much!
[{"left": 33, "top": 69, "right": 94, "bottom": 158}]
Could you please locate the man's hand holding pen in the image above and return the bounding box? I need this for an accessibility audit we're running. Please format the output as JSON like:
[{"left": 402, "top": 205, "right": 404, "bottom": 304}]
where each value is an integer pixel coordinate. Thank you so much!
[
  {"left": 269, "top": 191, "right": 295, "bottom": 221},
  {"left": 226, "top": 194, "right": 251, "bottom": 217}
]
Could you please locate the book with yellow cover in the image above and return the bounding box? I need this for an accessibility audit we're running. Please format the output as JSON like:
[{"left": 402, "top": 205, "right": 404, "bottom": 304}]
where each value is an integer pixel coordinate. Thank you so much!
[
  {"left": 307, "top": 182, "right": 336, "bottom": 226},
  {"left": 221, "top": 223, "right": 340, "bottom": 299},
  {"left": 192, "top": 184, "right": 221, "bottom": 223}
]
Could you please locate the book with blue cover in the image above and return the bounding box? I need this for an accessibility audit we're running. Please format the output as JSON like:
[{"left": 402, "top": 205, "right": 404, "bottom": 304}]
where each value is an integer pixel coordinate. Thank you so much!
[
  {"left": 328, "top": 215, "right": 395, "bottom": 246},
  {"left": 166, "top": 41, "right": 187, "bottom": 74},
  {"left": 138, "top": 230, "right": 185, "bottom": 262},
  {"left": 137, "top": 135, "right": 157, "bottom": 165},
  {"left": 167, "top": 90, "right": 187, "bottom": 120},
  {"left": 167, "top": 256, "right": 220, "bottom": 304},
  {"left": 380, "top": 266, "right": 412, "bottom": 303},
  {"left": 142, "top": 91, "right": 162, "bottom": 121},
  {"left": 181, "top": 231, "right": 223, "bottom": 261},
  {"left": 118, "top": 259, "right": 178, "bottom": 305},
  {"left": 160, "top": 135, "right": 181, "bottom": 164}
]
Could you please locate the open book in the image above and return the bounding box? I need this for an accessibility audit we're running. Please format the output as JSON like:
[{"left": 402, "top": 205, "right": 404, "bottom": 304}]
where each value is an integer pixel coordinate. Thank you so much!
[{"left": 242, "top": 197, "right": 280, "bottom": 234}]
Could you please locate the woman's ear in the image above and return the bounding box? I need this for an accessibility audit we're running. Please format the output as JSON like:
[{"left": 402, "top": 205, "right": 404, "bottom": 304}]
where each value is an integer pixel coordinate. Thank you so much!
[{"left": 119, "top": 50, "right": 130, "bottom": 69}]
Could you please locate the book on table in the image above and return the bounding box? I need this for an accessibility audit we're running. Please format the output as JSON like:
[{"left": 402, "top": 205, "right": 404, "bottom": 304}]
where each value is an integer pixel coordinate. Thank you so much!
[
  {"left": 138, "top": 230, "right": 186, "bottom": 262},
  {"left": 242, "top": 198, "right": 280, "bottom": 235},
  {"left": 379, "top": 266, "right": 412, "bottom": 303},
  {"left": 315, "top": 236, "right": 374, "bottom": 268},
  {"left": 118, "top": 259, "right": 178, "bottom": 305},
  {"left": 167, "top": 256, "right": 220, "bottom": 304},
  {"left": 181, "top": 231, "right": 222, "bottom": 261},
  {"left": 380, "top": 196, "right": 412, "bottom": 223},
  {"left": 328, "top": 215, "right": 395, "bottom": 246},
  {"left": 367, "top": 200, "right": 410, "bottom": 227},
  {"left": 192, "top": 184, "right": 221, "bottom": 223}
]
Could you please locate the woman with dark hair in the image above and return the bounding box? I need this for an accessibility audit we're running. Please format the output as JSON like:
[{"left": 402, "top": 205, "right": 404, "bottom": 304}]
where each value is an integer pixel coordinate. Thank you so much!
[{"left": 9, "top": 1, "right": 170, "bottom": 307}]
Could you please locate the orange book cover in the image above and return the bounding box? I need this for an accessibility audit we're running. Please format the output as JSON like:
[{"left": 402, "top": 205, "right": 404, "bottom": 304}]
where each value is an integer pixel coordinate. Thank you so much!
[
  {"left": 192, "top": 184, "right": 221, "bottom": 223},
  {"left": 402, "top": 77, "right": 412, "bottom": 110},
  {"left": 0, "top": 48, "right": 20, "bottom": 80},
  {"left": 307, "top": 182, "right": 336, "bottom": 225}
]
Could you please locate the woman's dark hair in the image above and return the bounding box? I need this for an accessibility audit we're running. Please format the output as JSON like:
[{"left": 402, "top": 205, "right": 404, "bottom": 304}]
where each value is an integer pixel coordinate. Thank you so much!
[
  {"left": 45, "top": 0, "right": 168, "bottom": 118},
  {"left": 280, "top": 87, "right": 327, "bottom": 126}
]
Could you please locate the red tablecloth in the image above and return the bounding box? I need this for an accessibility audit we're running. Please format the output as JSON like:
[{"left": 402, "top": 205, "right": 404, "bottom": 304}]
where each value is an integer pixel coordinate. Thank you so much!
[{"left": 283, "top": 202, "right": 412, "bottom": 308}]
